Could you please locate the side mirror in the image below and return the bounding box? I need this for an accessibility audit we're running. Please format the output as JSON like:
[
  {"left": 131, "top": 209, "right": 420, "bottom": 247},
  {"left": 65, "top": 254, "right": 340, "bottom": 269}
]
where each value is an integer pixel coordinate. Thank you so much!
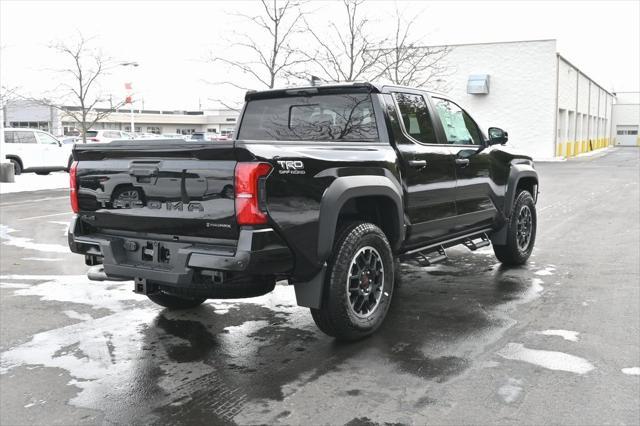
[{"left": 488, "top": 127, "right": 508, "bottom": 145}]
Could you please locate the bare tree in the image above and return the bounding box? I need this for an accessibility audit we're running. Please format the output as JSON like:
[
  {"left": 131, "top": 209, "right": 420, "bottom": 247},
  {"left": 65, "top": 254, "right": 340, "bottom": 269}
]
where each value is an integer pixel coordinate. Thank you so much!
[
  {"left": 25, "top": 35, "right": 125, "bottom": 143},
  {"left": 303, "top": 0, "right": 387, "bottom": 83},
  {"left": 375, "top": 9, "right": 452, "bottom": 90},
  {"left": 208, "top": 0, "right": 308, "bottom": 109}
]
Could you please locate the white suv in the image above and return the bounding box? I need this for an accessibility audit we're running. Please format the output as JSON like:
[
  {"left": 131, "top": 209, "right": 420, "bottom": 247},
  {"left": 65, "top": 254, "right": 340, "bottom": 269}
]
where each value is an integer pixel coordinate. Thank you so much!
[
  {"left": 2, "top": 128, "right": 73, "bottom": 175},
  {"left": 85, "top": 129, "right": 132, "bottom": 143}
]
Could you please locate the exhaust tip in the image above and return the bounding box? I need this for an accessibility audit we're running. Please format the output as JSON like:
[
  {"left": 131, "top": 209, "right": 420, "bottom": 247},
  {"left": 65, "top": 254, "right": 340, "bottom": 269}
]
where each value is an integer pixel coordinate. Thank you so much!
[{"left": 87, "top": 265, "right": 128, "bottom": 282}]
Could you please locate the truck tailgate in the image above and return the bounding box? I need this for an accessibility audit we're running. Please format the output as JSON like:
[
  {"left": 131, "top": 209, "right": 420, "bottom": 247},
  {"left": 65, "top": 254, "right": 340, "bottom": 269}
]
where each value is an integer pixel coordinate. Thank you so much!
[{"left": 73, "top": 140, "right": 239, "bottom": 241}]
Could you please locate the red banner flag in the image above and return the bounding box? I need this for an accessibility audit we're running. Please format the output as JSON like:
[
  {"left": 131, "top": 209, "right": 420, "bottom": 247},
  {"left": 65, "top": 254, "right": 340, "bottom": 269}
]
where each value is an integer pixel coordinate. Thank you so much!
[
  {"left": 125, "top": 96, "right": 132, "bottom": 104},
  {"left": 124, "top": 82, "right": 132, "bottom": 90}
]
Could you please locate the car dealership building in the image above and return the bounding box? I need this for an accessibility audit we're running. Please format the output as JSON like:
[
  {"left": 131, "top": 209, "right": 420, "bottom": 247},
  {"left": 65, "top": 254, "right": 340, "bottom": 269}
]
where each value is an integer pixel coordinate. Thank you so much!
[
  {"left": 2, "top": 101, "right": 238, "bottom": 138},
  {"left": 4, "top": 39, "right": 638, "bottom": 158},
  {"left": 434, "top": 39, "right": 625, "bottom": 159}
]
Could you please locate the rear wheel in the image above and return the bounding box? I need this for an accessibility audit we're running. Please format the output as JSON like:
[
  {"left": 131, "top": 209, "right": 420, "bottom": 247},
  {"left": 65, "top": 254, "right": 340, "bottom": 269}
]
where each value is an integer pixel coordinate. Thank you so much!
[
  {"left": 493, "top": 190, "right": 537, "bottom": 265},
  {"left": 147, "top": 292, "right": 206, "bottom": 309},
  {"left": 9, "top": 159, "right": 22, "bottom": 175},
  {"left": 311, "top": 222, "right": 394, "bottom": 341}
]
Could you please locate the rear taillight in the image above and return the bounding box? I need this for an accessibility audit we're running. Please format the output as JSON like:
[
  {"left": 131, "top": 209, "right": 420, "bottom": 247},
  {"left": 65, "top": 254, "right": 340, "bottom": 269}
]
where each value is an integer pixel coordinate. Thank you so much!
[
  {"left": 89, "top": 137, "right": 99, "bottom": 142},
  {"left": 234, "top": 162, "right": 272, "bottom": 225},
  {"left": 69, "top": 161, "right": 79, "bottom": 213}
]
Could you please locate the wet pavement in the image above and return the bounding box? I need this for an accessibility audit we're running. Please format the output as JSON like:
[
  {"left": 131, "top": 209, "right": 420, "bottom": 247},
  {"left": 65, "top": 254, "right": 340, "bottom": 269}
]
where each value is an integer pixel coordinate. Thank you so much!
[{"left": 1, "top": 147, "right": 639, "bottom": 425}]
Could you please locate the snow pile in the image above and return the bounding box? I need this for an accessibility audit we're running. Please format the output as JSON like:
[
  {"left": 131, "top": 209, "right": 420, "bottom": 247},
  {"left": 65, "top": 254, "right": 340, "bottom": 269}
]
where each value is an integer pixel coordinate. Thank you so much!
[{"left": 0, "top": 171, "right": 69, "bottom": 194}]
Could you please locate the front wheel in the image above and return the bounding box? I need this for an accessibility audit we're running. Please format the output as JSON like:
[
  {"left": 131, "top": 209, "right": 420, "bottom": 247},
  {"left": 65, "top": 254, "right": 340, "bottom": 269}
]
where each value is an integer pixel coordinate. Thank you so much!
[
  {"left": 147, "top": 292, "right": 206, "bottom": 309},
  {"left": 493, "top": 190, "right": 537, "bottom": 265},
  {"left": 311, "top": 222, "right": 394, "bottom": 341}
]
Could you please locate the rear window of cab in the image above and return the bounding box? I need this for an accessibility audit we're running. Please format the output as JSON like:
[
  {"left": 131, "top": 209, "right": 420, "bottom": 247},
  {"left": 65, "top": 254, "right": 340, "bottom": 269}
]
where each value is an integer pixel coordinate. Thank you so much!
[{"left": 238, "top": 93, "right": 379, "bottom": 142}]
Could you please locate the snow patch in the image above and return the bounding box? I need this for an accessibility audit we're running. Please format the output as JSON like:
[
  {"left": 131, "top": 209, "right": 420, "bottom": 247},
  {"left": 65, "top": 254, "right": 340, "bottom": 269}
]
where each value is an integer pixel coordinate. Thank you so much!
[
  {"left": 497, "top": 343, "right": 594, "bottom": 374},
  {"left": 4, "top": 275, "right": 141, "bottom": 313},
  {"left": 498, "top": 378, "right": 523, "bottom": 403},
  {"left": 0, "top": 282, "right": 32, "bottom": 289},
  {"left": 621, "top": 367, "right": 640, "bottom": 376},
  {"left": 535, "top": 267, "right": 556, "bottom": 276},
  {"left": 64, "top": 310, "right": 94, "bottom": 321},
  {"left": 536, "top": 329, "right": 580, "bottom": 342},
  {"left": 0, "top": 225, "right": 70, "bottom": 254},
  {"left": 0, "top": 171, "right": 70, "bottom": 194},
  {"left": 21, "top": 257, "right": 64, "bottom": 262}
]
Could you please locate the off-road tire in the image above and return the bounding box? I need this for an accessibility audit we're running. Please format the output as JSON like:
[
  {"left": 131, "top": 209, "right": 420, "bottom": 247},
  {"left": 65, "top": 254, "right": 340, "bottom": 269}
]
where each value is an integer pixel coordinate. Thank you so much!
[
  {"left": 493, "top": 190, "right": 537, "bottom": 265},
  {"left": 311, "top": 222, "right": 394, "bottom": 341},
  {"left": 9, "top": 159, "right": 22, "bottom": 175},
  {"left": 147, "top": 292, "right": 206, "bottom": 309}
]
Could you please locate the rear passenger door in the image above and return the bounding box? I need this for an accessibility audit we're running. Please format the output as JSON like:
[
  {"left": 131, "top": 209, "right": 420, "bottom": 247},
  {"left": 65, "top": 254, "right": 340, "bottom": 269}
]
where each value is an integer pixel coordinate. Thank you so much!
[
  {"left": 431, "top": 97, "right": 498, "bottom": 233},
  {"left": 386, "top": 91, "right": 458, "bottom": 246},
  {"left": 9, "top": 130, "right": 41, "bottom": 169}
]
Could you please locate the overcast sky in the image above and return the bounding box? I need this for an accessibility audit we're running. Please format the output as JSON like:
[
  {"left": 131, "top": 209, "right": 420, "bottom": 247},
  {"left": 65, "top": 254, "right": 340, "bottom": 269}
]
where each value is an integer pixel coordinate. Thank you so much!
[{"left": 1, "top": 0, "right": 638, "bottom": 110}]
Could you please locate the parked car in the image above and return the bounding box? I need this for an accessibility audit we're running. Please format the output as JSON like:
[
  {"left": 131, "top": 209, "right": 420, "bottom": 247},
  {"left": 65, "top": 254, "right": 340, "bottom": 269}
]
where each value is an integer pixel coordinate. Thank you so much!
[
  {"left": 60, "top": 136, "right": 83, "bottom": 145},
  {"left": 68, "top": 82, "right": 538, "bottom": 341},
  {"left": 2, "top": 128, "right": 73, "bottom": 175},
  {"left": 161, "top": 133, "right": 187, "bottom": 140},
  {"left": 133, "top": 133, "right": 160, "bottom": 139},
  {"left": 85, "top": 130, "right": 132, "bottom": 143},
  {"left": 188, "top": 132, "right": 207, "bottom": 141}
]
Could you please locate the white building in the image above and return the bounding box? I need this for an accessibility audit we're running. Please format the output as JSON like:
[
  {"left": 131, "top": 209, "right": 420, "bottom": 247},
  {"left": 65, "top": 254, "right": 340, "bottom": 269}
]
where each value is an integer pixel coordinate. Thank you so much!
[
  {"left": 437, "top": 39, "right": 616, "bottom": 159},
  {"left": 610, "top": 91, "right": 640, "bottom": 146},
  {"left": 3, "top": 101, "right": 238, "bottom": 138}
]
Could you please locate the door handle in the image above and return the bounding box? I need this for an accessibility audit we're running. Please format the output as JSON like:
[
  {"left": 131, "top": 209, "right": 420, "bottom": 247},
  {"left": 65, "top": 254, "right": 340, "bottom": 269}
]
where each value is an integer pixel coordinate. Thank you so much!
[
  {"left": 408, "top": 160, "right": 427, "bottom": 169},
  {"left": 455, "top": 158, "right": 470, "bottom": 167}
]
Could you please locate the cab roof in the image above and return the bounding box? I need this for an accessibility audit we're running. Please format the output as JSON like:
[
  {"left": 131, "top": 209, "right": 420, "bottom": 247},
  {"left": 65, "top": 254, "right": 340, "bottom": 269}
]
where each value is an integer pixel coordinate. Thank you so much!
[{"left": 244, "top": 82, "right": 450, "bottom": 101}]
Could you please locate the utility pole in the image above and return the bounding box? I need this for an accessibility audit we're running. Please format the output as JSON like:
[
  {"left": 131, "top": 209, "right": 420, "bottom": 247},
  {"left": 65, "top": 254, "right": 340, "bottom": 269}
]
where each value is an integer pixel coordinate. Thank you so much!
[{"left": 120, "top": 62, "right": 139, "bottom": 133}]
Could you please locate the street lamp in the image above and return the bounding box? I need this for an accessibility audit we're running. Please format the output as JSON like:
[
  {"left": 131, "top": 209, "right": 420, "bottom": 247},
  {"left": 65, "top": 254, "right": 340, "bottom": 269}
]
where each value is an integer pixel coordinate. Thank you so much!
[{"left": 119, "top": 62, "right": 139, "bottom": 134}]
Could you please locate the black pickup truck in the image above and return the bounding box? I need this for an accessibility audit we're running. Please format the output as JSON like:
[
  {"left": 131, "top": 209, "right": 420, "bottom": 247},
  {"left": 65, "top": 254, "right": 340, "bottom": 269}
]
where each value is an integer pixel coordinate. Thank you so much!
[{"left": 68, "top": 82, "right": 538, "bottom": 340}]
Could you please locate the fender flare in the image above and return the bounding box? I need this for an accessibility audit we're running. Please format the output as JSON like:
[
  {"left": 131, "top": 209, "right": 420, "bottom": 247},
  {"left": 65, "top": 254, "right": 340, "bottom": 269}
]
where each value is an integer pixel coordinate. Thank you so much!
[
  {"left": 504, "top": 164, "right": 538, "bottom": 217},
  {"left": 316, "top": 175, "right": 404, "bottom": 263},
  {"left": 294, "top": 174, "right": 404, "bottom": 309},
  {"left": 492, "top": 163, "right": 538, "bottom": 246},
  {"left": 5, "top": 155, "right": 23, "bottom": 167}
]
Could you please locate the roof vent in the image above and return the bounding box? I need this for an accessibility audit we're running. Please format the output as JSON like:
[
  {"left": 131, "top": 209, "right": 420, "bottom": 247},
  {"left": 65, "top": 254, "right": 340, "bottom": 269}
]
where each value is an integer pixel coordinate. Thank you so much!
[{"left": 467, "top": 74, "right": 490, "bottom": 95}]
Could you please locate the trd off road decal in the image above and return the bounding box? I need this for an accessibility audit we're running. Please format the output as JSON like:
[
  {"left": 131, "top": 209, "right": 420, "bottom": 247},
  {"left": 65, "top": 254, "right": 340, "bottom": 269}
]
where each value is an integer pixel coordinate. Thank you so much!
[{"left": 277, "top": 160, "right": 305, "bottom": 175}]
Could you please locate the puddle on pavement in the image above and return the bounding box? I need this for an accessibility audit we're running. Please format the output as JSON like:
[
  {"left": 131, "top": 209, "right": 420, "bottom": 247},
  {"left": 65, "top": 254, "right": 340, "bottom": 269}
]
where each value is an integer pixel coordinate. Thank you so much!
[{"left": 0, "top": 249, "right": 554, "bottom": 424}]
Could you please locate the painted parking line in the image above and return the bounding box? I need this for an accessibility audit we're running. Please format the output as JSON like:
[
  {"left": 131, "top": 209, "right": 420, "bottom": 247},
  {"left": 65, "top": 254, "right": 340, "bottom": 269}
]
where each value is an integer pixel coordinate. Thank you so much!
[
  {"left": 0, "top": 196, "right": 68, "bottom": 208},
  {"left": 17, "top": 212, "right": 72, "bottom": 221}
]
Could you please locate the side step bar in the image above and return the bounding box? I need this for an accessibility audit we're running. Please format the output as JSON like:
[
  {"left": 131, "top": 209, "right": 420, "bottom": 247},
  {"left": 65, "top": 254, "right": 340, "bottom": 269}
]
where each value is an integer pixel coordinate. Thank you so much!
[
  {"left": 462, "top": 233, "right": 491, "bottom": 251},
  {"left": 400, "top": 230, "right": 492, "bottom": 267},
  {"left": 411, "top": 246, "right": 448, "bottom": 267}
]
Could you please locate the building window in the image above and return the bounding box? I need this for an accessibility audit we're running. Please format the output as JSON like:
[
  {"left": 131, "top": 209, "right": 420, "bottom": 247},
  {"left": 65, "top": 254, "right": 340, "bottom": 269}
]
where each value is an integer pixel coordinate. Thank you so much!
[
  {"left": 225, "top": 118, "right": 236, "bottom": 122},
  {"left": 207, "top": 128, "right": 218, "bottom": 133},
  {"left": 147, "top": 126, "right": 161, "bottom": 134},
  {"left": 9, "top": 121, "right": 49, "bottom": 131},
  {"left": 124, "top": 126, "right": 142, "bottom": 133},
  {"left": 176, "top": 128, "right": 196, "bottom": 135},
  {"left": 62, "top": 123, "right": 80, "bottom": 136}
]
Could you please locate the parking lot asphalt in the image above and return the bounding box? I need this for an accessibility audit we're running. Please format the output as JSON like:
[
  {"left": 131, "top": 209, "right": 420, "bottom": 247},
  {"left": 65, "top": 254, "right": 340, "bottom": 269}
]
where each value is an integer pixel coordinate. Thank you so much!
[{"left": 0, "top": 147, "right": 638, "bottom": 425}]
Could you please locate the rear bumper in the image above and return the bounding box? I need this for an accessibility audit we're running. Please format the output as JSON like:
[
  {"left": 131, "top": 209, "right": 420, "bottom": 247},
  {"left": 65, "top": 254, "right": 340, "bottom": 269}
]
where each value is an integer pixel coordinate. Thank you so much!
[{"left": 67, "top": 215, "right": 293, "bottom": 285}]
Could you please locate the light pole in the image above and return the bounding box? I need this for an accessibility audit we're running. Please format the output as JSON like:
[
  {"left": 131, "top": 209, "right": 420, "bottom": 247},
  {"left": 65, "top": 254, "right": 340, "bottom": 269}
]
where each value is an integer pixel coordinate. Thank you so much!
[{"left": 119, "top": 62, "right": 139, "bottom": 134}]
